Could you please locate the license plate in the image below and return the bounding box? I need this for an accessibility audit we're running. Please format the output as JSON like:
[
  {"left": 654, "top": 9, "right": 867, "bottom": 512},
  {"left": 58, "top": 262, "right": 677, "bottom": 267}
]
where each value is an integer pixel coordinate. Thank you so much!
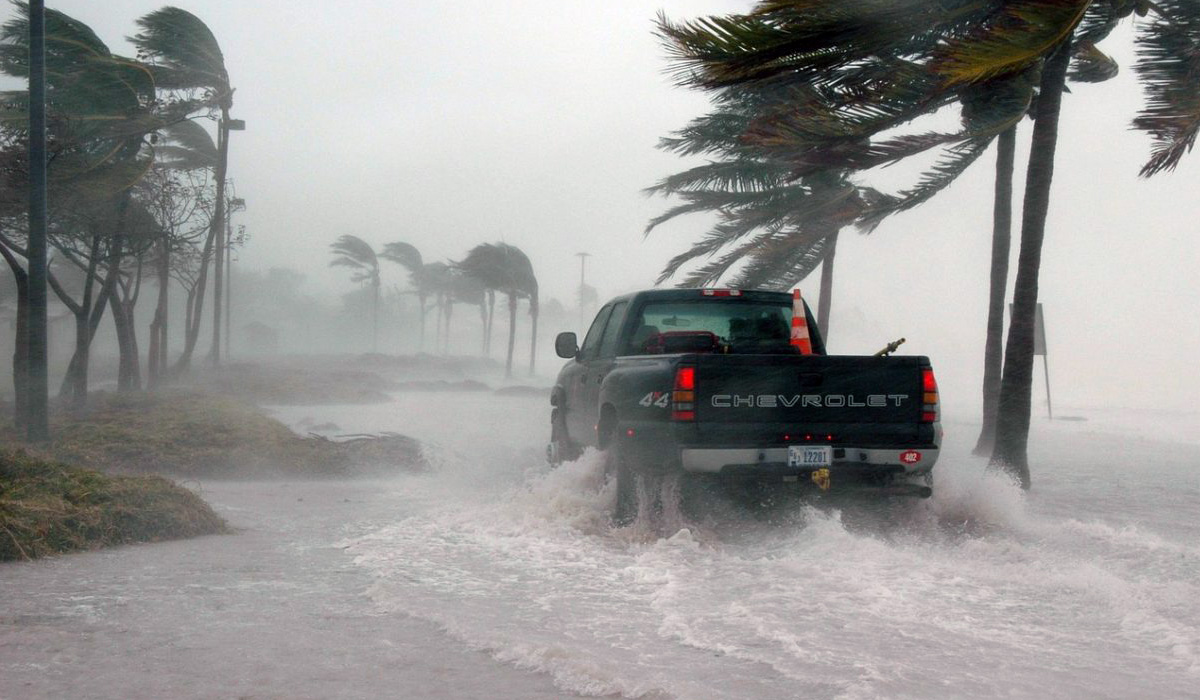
[{"left": 788, "top": 445, "right": 832, "bottom": 468}]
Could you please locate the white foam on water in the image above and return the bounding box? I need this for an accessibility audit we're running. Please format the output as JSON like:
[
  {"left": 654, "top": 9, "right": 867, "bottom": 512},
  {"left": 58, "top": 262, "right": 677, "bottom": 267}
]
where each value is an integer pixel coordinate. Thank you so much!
[{"left": 336, "top": 396, "right": 1200, "bottom": 698}]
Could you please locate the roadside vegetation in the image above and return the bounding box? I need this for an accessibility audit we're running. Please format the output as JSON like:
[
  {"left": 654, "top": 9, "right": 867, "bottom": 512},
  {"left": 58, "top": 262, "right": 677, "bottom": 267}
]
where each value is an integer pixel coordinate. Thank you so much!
[
  {"left": 0, "top": 447, "right": 227, "bottom": 562},
  {"left": 1, "top": 390, "right": 424, "bottom": 478}
]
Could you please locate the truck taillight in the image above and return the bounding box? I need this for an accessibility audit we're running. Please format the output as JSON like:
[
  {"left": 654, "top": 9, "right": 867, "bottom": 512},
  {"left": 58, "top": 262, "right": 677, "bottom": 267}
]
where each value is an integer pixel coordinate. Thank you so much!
[
  {"left": 701, "top": 289, "right": 741, "bottom": 297},
  {"left": 672, "top": 366, "right": 695, "bottom": 421},
  {"left": 921, "top": 367, "right": 939, "bottom": 423}
]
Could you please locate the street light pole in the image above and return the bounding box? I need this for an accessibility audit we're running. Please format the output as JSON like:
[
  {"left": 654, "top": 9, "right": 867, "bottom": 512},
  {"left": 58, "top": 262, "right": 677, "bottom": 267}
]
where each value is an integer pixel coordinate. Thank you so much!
[
  {"left": 25, "top": 0, "right": 49, "bottom": 441},
  {"left": 575, "top": 252, "right": 589, "bottom": 330}
]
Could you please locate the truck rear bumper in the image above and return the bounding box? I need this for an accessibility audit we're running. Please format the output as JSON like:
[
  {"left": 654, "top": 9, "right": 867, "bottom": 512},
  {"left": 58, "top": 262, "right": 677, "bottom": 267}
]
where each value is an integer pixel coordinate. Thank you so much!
[{"left": 679, "top": 445, "right": 937, "bottom": 477}]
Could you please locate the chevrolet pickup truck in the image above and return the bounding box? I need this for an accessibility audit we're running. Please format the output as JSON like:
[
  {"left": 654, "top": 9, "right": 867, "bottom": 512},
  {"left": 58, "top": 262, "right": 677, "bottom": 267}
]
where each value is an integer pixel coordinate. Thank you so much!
[{"left": 548, "top": 288, "right": 942, "bottom": 522}]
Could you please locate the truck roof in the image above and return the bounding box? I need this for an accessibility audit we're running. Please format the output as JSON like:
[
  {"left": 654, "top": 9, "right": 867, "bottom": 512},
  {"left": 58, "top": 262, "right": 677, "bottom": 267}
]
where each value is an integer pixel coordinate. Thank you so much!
[{"left": 605, "top": 288, "right": 795, "bottom": 305}]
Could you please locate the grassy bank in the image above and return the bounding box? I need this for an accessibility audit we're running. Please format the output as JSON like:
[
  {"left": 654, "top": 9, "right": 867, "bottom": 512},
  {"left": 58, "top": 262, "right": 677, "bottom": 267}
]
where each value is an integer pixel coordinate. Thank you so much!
[
  {"left": 3, "top": 390, "right": 425, "bottom": 478},
  {"left": 0, "top": 448, "right": 228, "bottom": 562}
]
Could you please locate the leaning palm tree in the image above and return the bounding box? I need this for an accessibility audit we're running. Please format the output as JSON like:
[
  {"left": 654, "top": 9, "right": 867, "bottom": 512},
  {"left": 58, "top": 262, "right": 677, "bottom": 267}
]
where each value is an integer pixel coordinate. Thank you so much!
[
  {"left": 132, "top": 7, "right": 235, "bottom": 367},
  {"left": 459, "top": 243, "right": 538, "bottom": 378},
  {"left": 379, "top": 241, "right": 429, "bottom": 350},
  {"left": 655, "top": 0, "right": 1141, "bottom": 487},
  {"left": 329, "top": 235, "right": 381, "bottom": 351}
]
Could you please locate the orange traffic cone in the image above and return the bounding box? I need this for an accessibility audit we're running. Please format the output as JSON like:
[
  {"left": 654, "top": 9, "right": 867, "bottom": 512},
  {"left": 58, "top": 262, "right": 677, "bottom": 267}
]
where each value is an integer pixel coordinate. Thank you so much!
[{"left": 791, "top": 289, "right": 813, "bottom": 355}]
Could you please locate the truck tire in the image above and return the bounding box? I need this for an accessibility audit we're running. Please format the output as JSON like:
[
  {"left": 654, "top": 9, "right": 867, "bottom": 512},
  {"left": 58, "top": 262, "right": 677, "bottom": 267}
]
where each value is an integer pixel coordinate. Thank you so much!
[
  {"left": 607, "top": 428, "right": 671, "bottom": 527},
  {"left": 547, "top": 408, "right": 580, "bottom": 466},
  {"left": 611, "top": 448, "right": 638, "bottom": 525}
]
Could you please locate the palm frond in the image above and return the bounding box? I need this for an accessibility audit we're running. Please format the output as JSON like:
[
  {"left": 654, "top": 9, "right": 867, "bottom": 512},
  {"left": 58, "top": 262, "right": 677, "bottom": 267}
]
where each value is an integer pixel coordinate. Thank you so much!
[
  {"left": 929, "top": 0, "right": 1091, "bottom": 86},
  {"left": 329, "top": 234, "right": 378, "bottom": 272},
  {"left": 130, "top": 7, "right": 230, "bottom": 104},
  {"left": 1132, "top": 0, "right": 1200, "bottom": 176},
  {"left": 857, "top": 137, "right": 993, "bottom": 230},
  {"left": 379, "top": 241, "right": 424, "bottom": 274}
]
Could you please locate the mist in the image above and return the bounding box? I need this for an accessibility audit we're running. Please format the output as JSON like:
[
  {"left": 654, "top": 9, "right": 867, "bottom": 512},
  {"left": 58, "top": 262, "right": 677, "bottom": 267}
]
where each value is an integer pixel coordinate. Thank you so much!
[{"left": 3, "top": 3, "right": 1199, "bottom": 699}]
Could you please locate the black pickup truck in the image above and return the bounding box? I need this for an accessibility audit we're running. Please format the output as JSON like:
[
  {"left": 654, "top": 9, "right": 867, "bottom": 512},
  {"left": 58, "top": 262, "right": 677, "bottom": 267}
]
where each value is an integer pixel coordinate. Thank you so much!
[{"left": 548, "top": 289, "right": 941, "bottom": 521}]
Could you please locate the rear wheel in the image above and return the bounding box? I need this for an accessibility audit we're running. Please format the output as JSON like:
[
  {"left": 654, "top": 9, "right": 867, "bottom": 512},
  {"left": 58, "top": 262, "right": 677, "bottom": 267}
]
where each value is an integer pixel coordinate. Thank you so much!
[
  {"left": 606, "top": 428, "right": 681, "bottom": 527},
  {"left": 611, "top": 449, "right": 638, "bottom": 525}
]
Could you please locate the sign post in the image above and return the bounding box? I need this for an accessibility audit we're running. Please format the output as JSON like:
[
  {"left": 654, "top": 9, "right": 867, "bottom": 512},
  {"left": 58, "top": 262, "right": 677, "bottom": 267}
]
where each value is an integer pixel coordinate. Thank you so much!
[{"left": 1011, "top": 302, "right": 1052, "bottom": 419}]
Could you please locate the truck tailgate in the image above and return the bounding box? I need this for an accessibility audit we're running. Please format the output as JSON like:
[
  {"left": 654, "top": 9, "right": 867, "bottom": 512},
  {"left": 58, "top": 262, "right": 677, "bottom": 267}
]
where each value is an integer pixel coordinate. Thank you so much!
[{"left": 693, "top": 354, "right": 924, "bottom": 426}]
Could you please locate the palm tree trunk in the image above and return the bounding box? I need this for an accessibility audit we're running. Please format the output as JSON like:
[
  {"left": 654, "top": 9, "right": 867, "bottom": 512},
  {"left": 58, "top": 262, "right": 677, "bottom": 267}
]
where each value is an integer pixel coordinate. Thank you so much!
[
  {"left": 505, "top": 291, "right": 517, "bottom": 378},
  {"left": 1, "top": 242, "right": 29, "bottom": 428},
  {"left": 443, "top": 301, "right": 453, "bottom": 355},
  {"left": 528, "top": 302, "right": 538, "bottom": 376},
  {"left": 974, "top": 125, "right": 1017, "bottom": 456},
  {"left": 435, "top": 294, "right": 445, "bottom": 352},
  {"left": 485, "top": 290, "right": 496, "bottom": 356},
  {"left": 372, "top": 277, "right": 380, "bottom": 353},
  {"left": 208, "top": 113, "right": 230, "bottom": 367},
  {"left": 479, "top": 301, "right": 487, "bottom": 355},
  {"left": 990, "top": 40, "right": 1073, "bottom": 489},
  {"left": 417, "top": 293, "right": 427, "bottom": 351},
  {"left": 817, "top": 230, "right": 838, "bottom": 340}
]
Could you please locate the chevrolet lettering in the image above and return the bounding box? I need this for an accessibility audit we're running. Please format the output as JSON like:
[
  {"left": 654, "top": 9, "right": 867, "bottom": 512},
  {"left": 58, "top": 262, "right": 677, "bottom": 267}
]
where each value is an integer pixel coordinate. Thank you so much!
[
  {"left": 710, "top": 394, "right": 909, "bottom": 408},
  {"left": 548, "top": 289, "right": 942, "bottom": 524}
]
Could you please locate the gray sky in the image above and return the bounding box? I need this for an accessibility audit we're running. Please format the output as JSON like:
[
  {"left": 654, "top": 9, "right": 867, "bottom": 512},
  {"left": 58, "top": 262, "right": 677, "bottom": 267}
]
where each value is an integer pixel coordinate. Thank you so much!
[{"left": 23, "top": 2, "right": 1200, "bottom": 414}]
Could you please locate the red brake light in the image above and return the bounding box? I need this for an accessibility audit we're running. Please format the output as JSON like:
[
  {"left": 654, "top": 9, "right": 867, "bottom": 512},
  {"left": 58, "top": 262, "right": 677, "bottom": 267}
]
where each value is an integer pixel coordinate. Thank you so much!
[
  {"left": 921, "top": 367, "right": 939, "bottom": 423},
  {"left": 672, "top": 366, "right": 696, "bottom": 420},
  {"left": 701, "top": 289, "right": 741, "bottom": 297}
]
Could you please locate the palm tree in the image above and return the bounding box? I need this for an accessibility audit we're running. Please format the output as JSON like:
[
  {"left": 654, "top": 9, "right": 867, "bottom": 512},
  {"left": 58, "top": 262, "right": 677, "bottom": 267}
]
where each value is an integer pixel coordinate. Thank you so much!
[
  {"left": 380, "top": 241, "right": 431, "bottom": 350},
  {"left": 459, "top": 242, "right": 538, "bottom": 378},
  {"left": 131, "top": 7, "right": 236, "bottom": 368},
  {"left": 437, "top": 267, "right": 487, "bottom": 355},
  {"left": 329, "top": 235, "right": 380, "bottom": 351},
  {"left": 655, "top": 1, "right": 1143, "bottom": 487}
]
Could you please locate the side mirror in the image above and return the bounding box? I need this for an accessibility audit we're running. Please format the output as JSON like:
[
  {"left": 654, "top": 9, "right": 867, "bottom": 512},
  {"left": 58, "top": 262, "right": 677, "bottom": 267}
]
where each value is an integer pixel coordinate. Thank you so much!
[{"left": 555, "top": 331, "right": 579, "bottom": 359}]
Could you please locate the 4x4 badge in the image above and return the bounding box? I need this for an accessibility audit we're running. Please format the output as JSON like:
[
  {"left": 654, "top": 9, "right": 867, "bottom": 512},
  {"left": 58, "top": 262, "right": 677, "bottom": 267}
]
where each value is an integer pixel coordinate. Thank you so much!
[{"left": 639, "top": 391, "right": 670, "bottom": 408}]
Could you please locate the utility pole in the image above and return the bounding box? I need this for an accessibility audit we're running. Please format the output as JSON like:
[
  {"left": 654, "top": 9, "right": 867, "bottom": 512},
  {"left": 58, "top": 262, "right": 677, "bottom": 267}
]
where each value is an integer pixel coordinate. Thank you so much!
[
  {"left": 26, "top": 0, "right": 49, "bottom": 441},
  {"left": 575, "top": 252, "right": 589, "bottom": 330},
  {"left": 208, "top": 117, "right": 244, "bottom": 367},
  {"left": 224, "top": 196, "right": 245, "bottom": 361}
]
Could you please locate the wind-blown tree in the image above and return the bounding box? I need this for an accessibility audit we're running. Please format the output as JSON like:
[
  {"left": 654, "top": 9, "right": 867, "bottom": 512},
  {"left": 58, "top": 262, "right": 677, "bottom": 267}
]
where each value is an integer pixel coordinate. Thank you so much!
[
  {"left": 139, "top": 127, "right": 211, "bottom": 388},
  {"left": 329, "top": 235, "right": 381, "bottom": 351},
  {"left": 459, "top": 243, "right": 538, "bottom": 377},
  {"left": 132, "top": 6, "right": 236, "bottom": 368},
  {"left": 437, "top": 266, "right": 487, "bottom": 356},
  {"left": 1, "top": 4, "right": 172, "bottom": 411},
  {"left": 153, "top": 119, "right": 218, "bottom": 377},
  {"left": 380, "top": 241, "right": 432, "bottom": 350},
  {"left": 655, "top": 0, "right": 1145, "bottom": 487}
]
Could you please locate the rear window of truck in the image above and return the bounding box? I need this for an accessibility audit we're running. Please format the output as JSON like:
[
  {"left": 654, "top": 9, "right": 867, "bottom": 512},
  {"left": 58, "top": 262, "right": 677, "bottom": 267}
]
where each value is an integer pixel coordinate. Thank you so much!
[{"left": 624, "top": 301, "right": 795, "bottom": 355}]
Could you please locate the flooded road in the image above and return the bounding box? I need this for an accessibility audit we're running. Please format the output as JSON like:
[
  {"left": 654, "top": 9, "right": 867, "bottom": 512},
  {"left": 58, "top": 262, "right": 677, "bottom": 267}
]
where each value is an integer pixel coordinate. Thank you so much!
[{"left": 3, "top": 392, "right": 1199, "bottom": 699}]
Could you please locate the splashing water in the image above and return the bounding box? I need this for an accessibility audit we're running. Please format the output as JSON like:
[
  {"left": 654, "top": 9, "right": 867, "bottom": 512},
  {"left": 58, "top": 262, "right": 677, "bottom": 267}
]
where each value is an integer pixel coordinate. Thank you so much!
[{"left": 271, "top": 396, "right": 1200, "bottom": 699}]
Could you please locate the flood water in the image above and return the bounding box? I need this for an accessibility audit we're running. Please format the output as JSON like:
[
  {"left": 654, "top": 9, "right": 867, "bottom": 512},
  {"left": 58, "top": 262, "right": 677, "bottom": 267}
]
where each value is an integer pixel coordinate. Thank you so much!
[{"left": 3, "top": 391, "right": 1199, "bottom": 699}]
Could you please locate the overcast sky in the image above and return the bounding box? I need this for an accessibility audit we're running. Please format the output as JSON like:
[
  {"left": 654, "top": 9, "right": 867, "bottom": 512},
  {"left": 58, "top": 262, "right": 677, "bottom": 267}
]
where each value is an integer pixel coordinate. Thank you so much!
[{"left": 19, "top": 2, "right": 1200, "bottom": 414}]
